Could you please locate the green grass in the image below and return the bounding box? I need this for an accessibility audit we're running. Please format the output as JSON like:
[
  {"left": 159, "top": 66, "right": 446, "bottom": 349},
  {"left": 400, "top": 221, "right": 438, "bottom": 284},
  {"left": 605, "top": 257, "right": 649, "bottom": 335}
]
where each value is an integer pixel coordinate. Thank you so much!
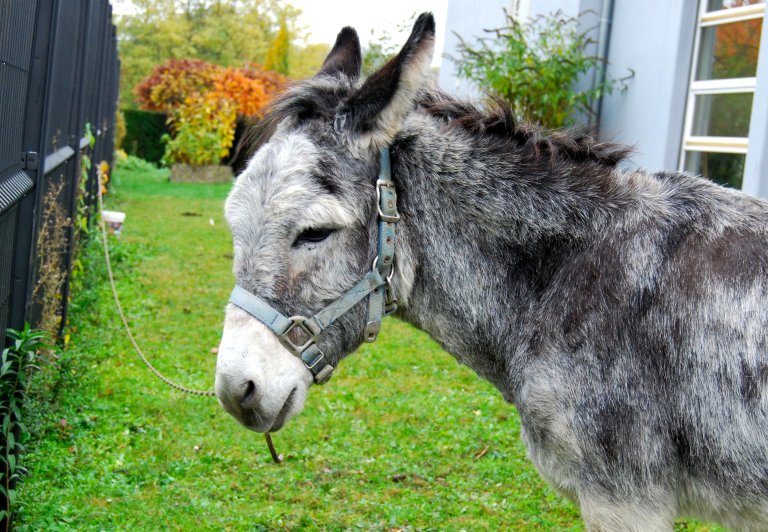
[{"left": 15, "top": 158, "right": 720, "bottom": 530}]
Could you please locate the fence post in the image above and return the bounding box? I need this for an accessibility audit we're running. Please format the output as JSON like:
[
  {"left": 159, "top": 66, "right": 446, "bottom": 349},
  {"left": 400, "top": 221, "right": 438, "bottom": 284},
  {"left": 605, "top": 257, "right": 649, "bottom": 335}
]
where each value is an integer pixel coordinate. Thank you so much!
[
  {"left": 9, "top": 0, "right": 60, "bottom": 334},
  {"left": 57, "top": 0, "right": 93, "bottom": 336},
  {"left": 2, "top": 0, "right": 119, "bottom": 523}
]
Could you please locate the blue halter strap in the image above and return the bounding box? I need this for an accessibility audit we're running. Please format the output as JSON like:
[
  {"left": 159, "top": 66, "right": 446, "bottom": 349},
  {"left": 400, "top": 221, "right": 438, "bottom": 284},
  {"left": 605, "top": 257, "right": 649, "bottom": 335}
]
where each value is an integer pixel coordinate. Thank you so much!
[{"left": 228, "top": 147, "right": 399, "bottom": 384}]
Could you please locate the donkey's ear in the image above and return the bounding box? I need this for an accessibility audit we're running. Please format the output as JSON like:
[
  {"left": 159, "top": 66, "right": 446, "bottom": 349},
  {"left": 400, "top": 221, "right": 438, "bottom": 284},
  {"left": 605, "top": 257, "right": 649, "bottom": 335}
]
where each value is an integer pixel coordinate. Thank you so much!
[
  {"left": 337, "top": 13, "right": 435, "bottom": 148},
  {"left": 318, "top": 27, "right": 362, "bottom": 80}
]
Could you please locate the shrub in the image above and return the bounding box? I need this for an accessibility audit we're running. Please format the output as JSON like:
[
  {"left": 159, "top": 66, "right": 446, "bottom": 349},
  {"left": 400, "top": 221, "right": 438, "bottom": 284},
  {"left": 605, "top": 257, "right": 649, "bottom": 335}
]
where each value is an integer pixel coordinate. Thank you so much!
[
  {"left": 240, "top": 63, "right": 289, "bottom": 96},
  {"left": 453, "top": 10, "right": 628, "bottom": 128},
  {"left": 161, "top": 94, "right": 236, "bottom": 166},
  {"left": 122, "top": 110, "right": 170, "bottom": 164},
  {"left": 210, "top": 68, "right": 268, "bottom": 118},
  {"left": 114, "top": 111, "right": 126, "bottom": 151},
  {"left": 134, "top": 59, "right": 217, "bottom": 113},
  {"left": 135, "top": 59, "right": 288, "bottom": 166},
  {"left": 1, "top": 325, "right": 49, "bottom": 530}
]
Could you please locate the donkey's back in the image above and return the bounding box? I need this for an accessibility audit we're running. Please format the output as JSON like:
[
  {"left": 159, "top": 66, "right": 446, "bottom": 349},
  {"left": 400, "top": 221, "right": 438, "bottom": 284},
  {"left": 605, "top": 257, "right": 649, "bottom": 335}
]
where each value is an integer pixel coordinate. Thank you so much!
[{"left": 519, "top": 169, "right": 768, "bottom": 529}]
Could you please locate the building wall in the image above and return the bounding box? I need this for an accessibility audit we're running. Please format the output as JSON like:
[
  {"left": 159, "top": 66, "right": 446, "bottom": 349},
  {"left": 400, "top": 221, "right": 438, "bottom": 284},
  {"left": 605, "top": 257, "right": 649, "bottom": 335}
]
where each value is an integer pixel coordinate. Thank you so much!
[
  {"left": 439, "top": 0, "right": 767, "bottom": 197},
  {"left": 437, "top": 0, "right": 513, "bottom": 98},
  {"left": 438, "top": 0, "right": 697, "bottom": 172},
  {"left": 598, "top": 2, "right": 698, "bottom": 172},
  {"left": 743, "top": 14, "right": 768, "bottom": 198}
]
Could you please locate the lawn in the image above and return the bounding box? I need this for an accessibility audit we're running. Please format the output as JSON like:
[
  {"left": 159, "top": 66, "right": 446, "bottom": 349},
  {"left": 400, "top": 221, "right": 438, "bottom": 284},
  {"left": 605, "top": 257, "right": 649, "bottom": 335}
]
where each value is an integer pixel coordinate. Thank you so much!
[{"left": 16, "top": 158, "right": 718, "bottom": 530}]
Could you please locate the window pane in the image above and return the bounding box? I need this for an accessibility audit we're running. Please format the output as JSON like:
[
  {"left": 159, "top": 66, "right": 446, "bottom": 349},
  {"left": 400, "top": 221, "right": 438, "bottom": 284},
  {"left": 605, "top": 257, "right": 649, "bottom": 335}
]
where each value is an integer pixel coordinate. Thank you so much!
[
  {"left": 707, "top": 0, "right": 764, "bottom": 11},
  {"left": 684, "top": 151, "right": 745, "bottom": 188},
  {"left": 695, "top": 18, "right": 763, "bottom": 80},
  {"left": 692, "top": 92, "right": 753, "bottom": 136}
]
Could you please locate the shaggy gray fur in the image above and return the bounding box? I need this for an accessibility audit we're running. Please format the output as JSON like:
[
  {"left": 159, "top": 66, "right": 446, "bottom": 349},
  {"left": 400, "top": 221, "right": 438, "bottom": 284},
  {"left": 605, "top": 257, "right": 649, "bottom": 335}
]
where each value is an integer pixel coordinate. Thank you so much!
[{"left": 222, "top": 14, "right": 768, "bottom": 530}]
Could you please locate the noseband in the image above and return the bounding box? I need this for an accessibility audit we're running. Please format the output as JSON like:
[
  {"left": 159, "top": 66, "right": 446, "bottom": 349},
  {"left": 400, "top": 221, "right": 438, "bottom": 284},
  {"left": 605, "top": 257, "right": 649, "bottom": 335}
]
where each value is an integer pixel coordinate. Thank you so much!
[{"left": 228, "top": 147, "right": 399, "bottom": 385}]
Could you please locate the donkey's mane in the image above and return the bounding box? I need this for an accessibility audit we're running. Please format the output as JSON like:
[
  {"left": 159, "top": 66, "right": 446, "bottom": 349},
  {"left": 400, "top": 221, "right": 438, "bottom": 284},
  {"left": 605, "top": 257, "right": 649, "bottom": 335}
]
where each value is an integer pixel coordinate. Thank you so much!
[
  {"left": 236, "top": 79, "right": 632, "bottom": 171},
  {"left": 419, "top": 89, "right": 632, "bottom": 168}
]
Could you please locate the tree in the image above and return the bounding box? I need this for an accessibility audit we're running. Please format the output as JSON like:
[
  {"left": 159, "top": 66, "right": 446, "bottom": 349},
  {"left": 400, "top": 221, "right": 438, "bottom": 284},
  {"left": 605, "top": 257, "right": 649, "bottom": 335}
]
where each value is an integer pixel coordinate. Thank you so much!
[
  {"left": 288, "top": 43, "right": 329, "bottom": 79},
  {"left": 362, "top": 29, "right": 397, "bottom": 77},
  {"left": 116, "top": 0, "right": 300, "bottom": 108},
  {"left": 265, "top": 16, "right": 291, "bottom": 75}
]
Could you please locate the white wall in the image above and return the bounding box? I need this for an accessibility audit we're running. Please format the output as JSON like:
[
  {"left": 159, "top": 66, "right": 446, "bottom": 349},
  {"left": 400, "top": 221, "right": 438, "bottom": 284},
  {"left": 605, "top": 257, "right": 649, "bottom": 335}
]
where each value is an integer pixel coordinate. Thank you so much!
[
  {"left": 439, "top": 0, "right": 699, "bottom": 173},
  {"left": 598, "top": 2, "right": 698, "bottom": 172},
  {"left": 437, "top": 0, "right": 513, "bottom": 98},
  {"left": 742, "top": 10, "right": 768, "bottom": 198},
  {"left": 439, "top": 0, "right": 768, "bottom": 197}
]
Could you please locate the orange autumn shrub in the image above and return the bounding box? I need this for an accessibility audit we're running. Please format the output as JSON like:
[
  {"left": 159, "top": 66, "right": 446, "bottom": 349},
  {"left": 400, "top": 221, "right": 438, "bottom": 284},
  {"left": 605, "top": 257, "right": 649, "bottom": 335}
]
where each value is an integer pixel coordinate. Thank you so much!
[
  {"left": 134, "top": 59, "right": 217, "bottom": 114},
  {"left": 134, "top": 59, "right": 289, "bottom": 165},
  {"left": 241, "top": 63, "right": 289, "bottom": 98},
  {"left": 210, "top": 68, "right": 268, "bottom": 117}
]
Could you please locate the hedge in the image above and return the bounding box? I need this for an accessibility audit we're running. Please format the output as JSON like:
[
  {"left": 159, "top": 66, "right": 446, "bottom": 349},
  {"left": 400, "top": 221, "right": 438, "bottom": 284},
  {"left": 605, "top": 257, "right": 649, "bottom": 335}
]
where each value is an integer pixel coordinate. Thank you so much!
[{"left": 122, "top": 109, "right": 170, "bottom": 164}]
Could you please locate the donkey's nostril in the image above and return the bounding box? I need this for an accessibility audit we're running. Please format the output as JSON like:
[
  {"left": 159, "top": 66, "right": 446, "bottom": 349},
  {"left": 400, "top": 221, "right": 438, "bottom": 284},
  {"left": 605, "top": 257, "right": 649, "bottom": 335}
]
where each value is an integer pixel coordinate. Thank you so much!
[{"left": 241, "top": 380, "right": 257, "bottom": 407}]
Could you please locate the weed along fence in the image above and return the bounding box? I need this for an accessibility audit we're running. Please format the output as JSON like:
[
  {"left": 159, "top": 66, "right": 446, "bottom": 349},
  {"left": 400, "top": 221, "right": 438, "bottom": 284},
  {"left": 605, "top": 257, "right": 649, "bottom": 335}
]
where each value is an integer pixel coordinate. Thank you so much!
[
  {"left": 0, "top": 0, "right": 119, "bottom": 344},
  {"left": 0, "top": 1, "right": 118, "bottom": 525}
]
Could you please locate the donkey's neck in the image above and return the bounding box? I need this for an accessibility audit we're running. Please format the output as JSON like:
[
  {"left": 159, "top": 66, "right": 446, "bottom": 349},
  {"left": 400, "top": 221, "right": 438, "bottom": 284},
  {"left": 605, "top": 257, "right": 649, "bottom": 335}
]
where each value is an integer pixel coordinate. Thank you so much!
[{"left": 391, "top": 113, "right": 643, "bottom": 401}]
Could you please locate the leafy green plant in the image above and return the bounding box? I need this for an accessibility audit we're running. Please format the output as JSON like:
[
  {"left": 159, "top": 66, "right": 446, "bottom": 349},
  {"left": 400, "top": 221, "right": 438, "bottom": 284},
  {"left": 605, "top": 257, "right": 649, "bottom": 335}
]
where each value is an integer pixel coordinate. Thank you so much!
[
  {"left": 362, "top": 29, "right": 398, "bottom": 77},
  {"left": 76, "top": 123, "right": 96, "bottom": 235},
  {"left": 1, "top": 325, "right": 49, "bottom": 530},
  {"left": 161, "top": 94, "right": 236, "bottom": 166},
  {"left": 453, "top": 10, "right": 630, "bottom": 128}
]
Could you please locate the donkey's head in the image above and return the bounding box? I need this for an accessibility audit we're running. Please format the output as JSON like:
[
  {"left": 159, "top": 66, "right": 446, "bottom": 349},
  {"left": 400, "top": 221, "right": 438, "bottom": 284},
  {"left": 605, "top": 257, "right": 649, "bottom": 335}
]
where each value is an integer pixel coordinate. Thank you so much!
[{"left": 215, "top": 14, "right": 435, "bottom": 432}]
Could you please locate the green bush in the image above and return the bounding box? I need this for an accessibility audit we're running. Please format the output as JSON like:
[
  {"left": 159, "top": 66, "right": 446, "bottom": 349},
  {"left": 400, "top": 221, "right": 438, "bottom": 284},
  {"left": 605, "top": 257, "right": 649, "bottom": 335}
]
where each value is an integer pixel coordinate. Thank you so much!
[
  {"left": 453, "top": 10, "right": 628, "bottom": 128},
  {"left": 1, "top": 325, "right": 49, "bottom": 530},
  {"left": 122, "top": 109, "right": 170, "bottom": 164}
]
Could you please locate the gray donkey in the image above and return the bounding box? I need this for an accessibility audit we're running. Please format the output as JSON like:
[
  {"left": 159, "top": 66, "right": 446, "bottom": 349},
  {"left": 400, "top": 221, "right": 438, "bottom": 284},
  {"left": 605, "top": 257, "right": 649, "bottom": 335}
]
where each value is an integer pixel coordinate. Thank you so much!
[{"left": 215, "top": 13, "right": 768, "bottom": 530}]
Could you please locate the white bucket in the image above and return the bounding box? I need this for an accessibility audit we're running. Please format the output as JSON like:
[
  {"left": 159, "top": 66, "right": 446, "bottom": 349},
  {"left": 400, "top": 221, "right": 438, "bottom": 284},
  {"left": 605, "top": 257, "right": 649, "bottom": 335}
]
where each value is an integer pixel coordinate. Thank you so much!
[{"left": 102, "top": 210, "right": 126, "bottom": 235}]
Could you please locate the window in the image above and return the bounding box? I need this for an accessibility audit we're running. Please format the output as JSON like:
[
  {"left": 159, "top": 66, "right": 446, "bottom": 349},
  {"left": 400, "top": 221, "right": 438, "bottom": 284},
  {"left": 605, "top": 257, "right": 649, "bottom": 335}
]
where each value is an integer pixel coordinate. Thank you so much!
[{"left": 680, "top": 0, "right": 765, "bottom": 188}]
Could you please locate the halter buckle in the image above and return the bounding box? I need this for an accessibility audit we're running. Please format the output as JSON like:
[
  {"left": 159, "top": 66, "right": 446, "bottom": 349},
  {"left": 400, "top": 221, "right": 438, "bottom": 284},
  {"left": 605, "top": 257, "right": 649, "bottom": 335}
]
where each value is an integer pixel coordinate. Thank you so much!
[
  {"left": 277, "top": 316, "right": 320, "bottom": 355},
  {"left": 376, "top": 180, "right": 400, "bottom": 223}
]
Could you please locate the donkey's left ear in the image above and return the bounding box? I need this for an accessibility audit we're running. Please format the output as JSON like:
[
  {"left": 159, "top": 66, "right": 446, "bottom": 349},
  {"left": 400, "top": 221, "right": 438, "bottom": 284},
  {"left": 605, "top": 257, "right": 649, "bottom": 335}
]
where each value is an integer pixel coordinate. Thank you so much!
[
  {"left": 337, "top": 13, "right": 435, "bottom": 149},
  {"left": 319, "top": 27, "right": 362, "bottom": 80}
]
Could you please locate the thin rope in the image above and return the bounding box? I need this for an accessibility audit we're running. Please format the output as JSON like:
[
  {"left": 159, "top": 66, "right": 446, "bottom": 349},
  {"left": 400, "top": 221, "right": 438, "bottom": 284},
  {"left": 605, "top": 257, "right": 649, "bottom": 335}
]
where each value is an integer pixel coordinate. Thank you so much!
[
  {"left": 97, "top": 185, "right": 215, "bottom": 397},
  {"left": 97, "top": 180, "right": 281, "bottom": 462}
]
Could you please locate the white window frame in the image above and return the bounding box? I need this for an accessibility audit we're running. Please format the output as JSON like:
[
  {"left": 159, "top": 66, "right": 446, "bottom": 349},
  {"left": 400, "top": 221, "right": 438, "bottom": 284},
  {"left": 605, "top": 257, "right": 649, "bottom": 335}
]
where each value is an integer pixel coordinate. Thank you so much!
[{"left": 679, "top": 1, "right": 765, "bottom": 178}]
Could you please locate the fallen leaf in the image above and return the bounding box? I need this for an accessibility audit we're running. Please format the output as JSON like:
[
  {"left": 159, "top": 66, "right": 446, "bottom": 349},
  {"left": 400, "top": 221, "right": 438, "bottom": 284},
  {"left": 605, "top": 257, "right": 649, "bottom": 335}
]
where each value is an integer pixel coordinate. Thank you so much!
[{"left": 474, "top": 447, "right": 489, "bottom": 460}]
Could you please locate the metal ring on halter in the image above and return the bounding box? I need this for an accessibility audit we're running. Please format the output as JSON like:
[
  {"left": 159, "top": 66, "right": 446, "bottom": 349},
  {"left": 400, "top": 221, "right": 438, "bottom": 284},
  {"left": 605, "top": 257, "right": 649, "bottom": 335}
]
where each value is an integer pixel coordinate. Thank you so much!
[
  {"left": 276, "top": 316, "right": 318, "bottom": 354},
  {"left": 386, "top": 256, "right": 396, "bottom": 283},
  {"left": 372, "top": 255, "right": 396, "bottom": 277}
]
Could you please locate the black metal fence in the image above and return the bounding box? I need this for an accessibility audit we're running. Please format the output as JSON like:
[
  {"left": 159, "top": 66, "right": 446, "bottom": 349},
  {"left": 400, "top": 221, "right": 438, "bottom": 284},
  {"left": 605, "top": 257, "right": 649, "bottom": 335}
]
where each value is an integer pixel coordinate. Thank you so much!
[{"left": 0, "top": 0, "right": 119, "bottom": 346}]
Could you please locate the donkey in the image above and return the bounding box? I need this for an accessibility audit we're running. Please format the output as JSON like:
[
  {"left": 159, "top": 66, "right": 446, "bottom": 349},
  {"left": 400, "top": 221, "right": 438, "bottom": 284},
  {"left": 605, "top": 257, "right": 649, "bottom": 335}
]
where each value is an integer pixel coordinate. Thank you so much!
[{"left": 215, "top": 13, "right": 768, "bottom": 530}]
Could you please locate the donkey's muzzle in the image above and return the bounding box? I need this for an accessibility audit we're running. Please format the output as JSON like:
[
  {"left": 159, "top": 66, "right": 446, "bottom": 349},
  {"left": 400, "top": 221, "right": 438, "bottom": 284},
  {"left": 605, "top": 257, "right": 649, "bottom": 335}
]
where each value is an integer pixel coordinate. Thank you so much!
[{"left": 216, "top": 374, "right": 297, "bottom": 433}]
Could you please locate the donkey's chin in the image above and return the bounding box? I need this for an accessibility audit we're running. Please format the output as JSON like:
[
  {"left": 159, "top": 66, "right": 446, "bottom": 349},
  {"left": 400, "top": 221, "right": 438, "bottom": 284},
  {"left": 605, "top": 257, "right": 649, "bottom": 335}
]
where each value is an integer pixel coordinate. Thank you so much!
[{"left": 217, "top": 377, "right": 309, "bottom": 433}]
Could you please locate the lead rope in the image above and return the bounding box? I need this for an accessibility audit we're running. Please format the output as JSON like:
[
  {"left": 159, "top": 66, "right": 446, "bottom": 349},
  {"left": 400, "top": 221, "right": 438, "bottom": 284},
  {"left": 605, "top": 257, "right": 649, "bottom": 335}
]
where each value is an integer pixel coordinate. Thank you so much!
[{"left": 96, "top": 181, "right": 282, "bottom": 462}]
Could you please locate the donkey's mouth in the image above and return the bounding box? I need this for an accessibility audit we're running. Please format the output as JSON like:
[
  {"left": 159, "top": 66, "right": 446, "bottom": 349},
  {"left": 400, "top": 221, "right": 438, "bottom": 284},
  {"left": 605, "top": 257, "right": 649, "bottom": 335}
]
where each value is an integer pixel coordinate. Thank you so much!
[{"left": 267, "top": 388, "right": 297, "bottom": 432}]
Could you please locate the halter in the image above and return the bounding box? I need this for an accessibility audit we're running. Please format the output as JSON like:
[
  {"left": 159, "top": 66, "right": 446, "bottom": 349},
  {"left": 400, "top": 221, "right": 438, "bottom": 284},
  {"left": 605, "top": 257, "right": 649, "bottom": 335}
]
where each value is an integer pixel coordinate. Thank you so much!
[{"left": 228, "top": 147, "right": 399, "bottom": 385}]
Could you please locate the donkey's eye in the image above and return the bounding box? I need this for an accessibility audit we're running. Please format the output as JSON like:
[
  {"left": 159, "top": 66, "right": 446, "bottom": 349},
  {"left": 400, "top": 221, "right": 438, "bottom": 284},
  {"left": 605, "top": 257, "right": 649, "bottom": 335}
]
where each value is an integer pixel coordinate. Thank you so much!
[{"left": 293, "top": 227, "right": 335, "bottom": 247}]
